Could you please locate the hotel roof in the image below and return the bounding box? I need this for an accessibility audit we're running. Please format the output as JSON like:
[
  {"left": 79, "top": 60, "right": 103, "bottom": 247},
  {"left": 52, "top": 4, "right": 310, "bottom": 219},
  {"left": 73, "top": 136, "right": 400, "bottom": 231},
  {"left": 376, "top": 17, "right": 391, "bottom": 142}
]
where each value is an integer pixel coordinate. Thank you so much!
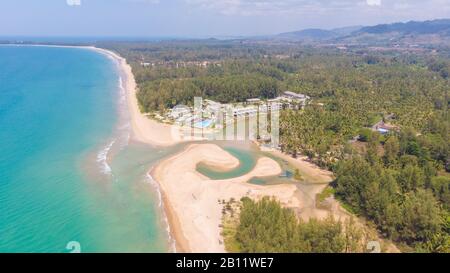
[{"left": 283, "top": 91, "right": 307, "bottom": 99}]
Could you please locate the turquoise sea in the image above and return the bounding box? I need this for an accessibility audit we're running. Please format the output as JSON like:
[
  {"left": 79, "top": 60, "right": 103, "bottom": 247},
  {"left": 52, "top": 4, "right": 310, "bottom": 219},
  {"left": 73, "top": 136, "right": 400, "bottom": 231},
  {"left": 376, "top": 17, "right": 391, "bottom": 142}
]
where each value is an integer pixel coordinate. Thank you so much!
[
  {"left": 0, "top": 45, "right": 301, "bottom": 253},
  {"left": 0, "top": 46, "right": 172, "bottom": 253}
]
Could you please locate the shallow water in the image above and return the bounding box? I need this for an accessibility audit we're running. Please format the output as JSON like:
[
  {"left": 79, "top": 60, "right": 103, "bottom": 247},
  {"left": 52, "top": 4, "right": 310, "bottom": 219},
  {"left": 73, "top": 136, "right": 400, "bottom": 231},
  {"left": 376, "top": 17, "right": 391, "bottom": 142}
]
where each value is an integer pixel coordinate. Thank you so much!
[
  {"left": 0, "top": 46, "right": 171, "bottom": 253},
  {"left": 0, "top": 45, "right": 314, "bottom": 253}
]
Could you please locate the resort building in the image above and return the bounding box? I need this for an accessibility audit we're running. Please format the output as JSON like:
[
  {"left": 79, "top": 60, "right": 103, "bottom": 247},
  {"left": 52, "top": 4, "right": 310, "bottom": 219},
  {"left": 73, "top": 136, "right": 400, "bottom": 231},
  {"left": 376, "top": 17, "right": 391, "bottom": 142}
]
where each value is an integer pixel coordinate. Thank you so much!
[
  {"left": 283, "top": 91, "right": 310, "bottom": 100},
  {"left": 246, "top": 98, "right": 262, "bottom": 104},
  {"left": 169, "top": 106, "right": 191, "bottom": 120},
  {"left": 265, "top": 99, "right": 283, "bottom": 111},
  {"left": 279, "top": 91, "right": 310, "bottom": 109},
  {"left": 233, "top": 106, "right": 258, "bottom": 117},
  {"left": 373, "top": 121, "right": 399, "bottom": 135},
  {"left": 165, "top": 91, "right": 311, "bottom": 130},
  {"left": 205, "top": 99, "right": 223, "bottom": 113}
]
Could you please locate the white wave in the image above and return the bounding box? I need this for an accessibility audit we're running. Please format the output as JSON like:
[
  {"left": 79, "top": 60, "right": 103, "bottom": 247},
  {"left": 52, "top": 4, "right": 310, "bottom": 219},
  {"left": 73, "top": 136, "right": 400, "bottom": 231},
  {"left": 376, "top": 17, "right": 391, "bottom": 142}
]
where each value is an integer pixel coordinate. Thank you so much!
[
  {"left": 96, "top": 140, "right": 116, "bottom": 175},
  {"left": 146, "top": 170, "right": 161, "bottom": 207},
  {"left": 117, "top": 77, "right": 127, "bottom": 105},
  {"left": 114, "top": 76, "right": 131, "bottom": 150},
  {"left": 118, "top": 77, "right": 125, "bottom": 93},
  {"left": 145, "top": 171, "right": 177, "bottom": 253}
]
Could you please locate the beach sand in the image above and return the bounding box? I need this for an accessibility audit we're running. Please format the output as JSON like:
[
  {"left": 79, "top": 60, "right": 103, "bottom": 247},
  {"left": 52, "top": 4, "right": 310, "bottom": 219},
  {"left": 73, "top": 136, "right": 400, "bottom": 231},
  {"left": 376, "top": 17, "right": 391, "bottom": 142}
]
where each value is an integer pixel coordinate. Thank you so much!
[
  {"left": 89, "top": 46, "right": 182, "bottom": 147},
  {"left": 152, "top": 143, "right": 300, "bottom": 252},
  {"left": 152, "top": 143, "right": 400, "bottom": 253}
]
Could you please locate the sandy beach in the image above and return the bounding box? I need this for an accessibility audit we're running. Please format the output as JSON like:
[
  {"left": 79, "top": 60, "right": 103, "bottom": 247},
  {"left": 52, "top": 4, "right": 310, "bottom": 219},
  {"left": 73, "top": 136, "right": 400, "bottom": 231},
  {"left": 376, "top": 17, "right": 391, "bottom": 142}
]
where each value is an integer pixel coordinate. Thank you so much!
[
  {"left": 89, "top": 47, "right": 182, "bottom": 147},
  {"left": 151, "top": 143, "right": 300, "bottom": 252},
  {"left": 151, "top": 143, "right": 400, "bottom": 252}
]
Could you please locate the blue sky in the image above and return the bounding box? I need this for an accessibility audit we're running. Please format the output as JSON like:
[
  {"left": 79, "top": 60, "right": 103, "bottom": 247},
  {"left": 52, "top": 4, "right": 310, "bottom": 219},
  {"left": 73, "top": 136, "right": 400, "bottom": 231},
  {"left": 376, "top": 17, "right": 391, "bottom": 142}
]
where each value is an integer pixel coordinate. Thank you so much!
[{"left": 0, "top": 0, "right": 449, "bottom": 37}]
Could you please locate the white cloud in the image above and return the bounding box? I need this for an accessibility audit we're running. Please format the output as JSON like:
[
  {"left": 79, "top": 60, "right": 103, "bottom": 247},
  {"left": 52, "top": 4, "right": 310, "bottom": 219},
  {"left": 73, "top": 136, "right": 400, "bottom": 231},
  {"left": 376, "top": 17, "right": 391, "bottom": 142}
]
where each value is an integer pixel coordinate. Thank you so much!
[
  {"left": 185, "top": 0, "right": 358, "bottom": 16},
  {"left": 184, "top": 0, "right": 450, "bottom": 18},
  {"left": 366, "top": 0, "right": 381, "bottom": 6},
  {"left": 66, "top": 0, "right": 81, "bottom": 6}
]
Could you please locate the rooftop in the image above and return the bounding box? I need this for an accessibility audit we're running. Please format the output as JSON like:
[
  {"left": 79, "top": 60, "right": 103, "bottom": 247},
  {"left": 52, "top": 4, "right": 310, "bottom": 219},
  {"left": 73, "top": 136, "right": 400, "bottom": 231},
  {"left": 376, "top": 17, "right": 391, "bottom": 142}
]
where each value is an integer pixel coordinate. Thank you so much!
[{"left": 283, "top": 91, "right": 307, "bottom": 99}]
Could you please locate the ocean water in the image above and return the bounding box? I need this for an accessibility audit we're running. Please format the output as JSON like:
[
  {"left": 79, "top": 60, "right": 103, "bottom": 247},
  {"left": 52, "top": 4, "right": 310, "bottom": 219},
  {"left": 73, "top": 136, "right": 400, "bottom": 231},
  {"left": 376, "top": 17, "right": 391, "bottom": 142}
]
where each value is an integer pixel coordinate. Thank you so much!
[{"left": 0, "top": 45, "right": 170, "bottom": 253}]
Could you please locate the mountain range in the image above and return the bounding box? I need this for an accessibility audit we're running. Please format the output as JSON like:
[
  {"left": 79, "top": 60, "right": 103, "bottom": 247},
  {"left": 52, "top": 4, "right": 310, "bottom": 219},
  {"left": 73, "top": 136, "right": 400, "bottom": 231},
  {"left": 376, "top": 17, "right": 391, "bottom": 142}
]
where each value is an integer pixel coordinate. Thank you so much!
[{"left": 276, "top": 19, "right": 450, "bottom": 45}]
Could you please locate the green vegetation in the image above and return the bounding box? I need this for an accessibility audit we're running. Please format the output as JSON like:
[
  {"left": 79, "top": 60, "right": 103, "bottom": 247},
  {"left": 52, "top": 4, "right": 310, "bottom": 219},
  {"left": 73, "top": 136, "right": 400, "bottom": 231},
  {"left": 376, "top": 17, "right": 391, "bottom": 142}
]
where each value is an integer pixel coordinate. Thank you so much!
[
  {"left": 225, "top": 197, "right": 373, "bottom": 253},
  {"left": 317, "top": 186, "right": 335, "bottom": 203},
  {"left": 102, "top": 44, "right": 448, "bottom": 171},
  {"left": 279, "top": 57, "right": 449, "bottom": 169},
  {"left": 101, "top": 41, "right": 449, "bottom": 253},
  {"left": 335, "top": 131, "right": 450, "bottom": 252},
  {"left": 315, "top": 186, "right": 336, "bottom": 210}
]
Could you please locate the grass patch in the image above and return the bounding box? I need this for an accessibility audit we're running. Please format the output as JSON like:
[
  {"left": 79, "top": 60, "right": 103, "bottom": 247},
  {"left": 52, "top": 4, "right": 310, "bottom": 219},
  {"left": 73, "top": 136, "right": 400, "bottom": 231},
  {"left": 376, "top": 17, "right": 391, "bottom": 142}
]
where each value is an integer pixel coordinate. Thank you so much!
[{"left": 339, "top": 201, "right": 358, "bottom": 215}]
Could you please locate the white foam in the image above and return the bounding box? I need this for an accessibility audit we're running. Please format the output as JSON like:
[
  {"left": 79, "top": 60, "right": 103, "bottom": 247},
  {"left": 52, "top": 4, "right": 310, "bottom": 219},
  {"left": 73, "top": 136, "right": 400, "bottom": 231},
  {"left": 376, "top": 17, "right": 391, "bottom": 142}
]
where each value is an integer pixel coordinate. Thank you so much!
[
  {"left": 145, "top": 171, "right": 177, "bottom": 253},
  {"left": 96, "top": 140, "right": 115, "bottom": 175},
  {"left": 114, "top": 76, "right": 131, "bottom": 150},
  {"left": 118, "top": 77, "right": 126, "bottom": 105},
  {"left": 110, "top": 68, "right": 176, "bottom": 251}
]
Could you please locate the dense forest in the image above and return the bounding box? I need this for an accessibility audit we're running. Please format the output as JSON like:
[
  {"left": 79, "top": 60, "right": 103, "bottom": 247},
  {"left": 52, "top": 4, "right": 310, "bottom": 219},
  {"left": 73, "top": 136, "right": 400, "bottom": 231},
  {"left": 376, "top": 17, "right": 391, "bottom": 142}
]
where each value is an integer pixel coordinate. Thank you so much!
[
  {"left": 101, "top": 41, "right": 449, "bottom": 252},
  {"left": 223, "top": 197, "right": 372, "bottom": 253},
  {"left": 334, "top": 128, "right": 449, "bottom": 252},
  {"left": 280, "top": 56, "right": 449, "bottom": 168}
]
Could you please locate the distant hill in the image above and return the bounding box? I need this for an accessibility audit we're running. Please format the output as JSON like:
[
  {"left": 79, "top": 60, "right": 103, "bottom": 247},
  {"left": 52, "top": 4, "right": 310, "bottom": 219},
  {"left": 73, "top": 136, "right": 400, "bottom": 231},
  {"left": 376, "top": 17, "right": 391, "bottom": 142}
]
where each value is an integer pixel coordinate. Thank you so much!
[
  {"left": 278, "top": 28, "right": 337, "bottom": 40},
  {"left": 332, "top": 26, "right": 363, "bottom": 36},
  {"left": 274, "top": 19, "right": 450, "bottom": 45},
  {"left": 278, "top": 26, "right": 363, "bottom": 41},
  {"left": 357, "top": 19, "right": 450, "bottom": 35}
]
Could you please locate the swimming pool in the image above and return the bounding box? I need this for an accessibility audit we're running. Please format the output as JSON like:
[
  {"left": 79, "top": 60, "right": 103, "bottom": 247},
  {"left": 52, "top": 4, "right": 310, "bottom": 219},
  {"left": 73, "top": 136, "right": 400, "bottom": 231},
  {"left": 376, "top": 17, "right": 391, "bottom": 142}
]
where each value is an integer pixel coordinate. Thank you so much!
[{"left": 194, "top": 119, "right": 213, "bottom": 128}]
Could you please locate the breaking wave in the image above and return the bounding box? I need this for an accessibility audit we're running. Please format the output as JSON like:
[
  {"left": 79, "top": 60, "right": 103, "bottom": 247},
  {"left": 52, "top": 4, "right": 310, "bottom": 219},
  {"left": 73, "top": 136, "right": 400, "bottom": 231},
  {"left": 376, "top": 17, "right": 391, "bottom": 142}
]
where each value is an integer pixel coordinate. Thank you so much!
[
  {"left": 96, "top": 140, "right": 116, "bottom": 175},
  {"left": 146, "top": 170, "right": 177, "bottom": 253}
]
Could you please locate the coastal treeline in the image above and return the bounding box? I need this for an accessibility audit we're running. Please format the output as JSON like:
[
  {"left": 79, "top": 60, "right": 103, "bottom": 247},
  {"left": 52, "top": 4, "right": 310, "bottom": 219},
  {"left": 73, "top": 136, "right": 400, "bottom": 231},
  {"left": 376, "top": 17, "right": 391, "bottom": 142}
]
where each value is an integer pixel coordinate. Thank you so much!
[
  {"left": 226, "top": 197, "right": 370, "bottom": 253},
  {"left": 137, "top": 74, "right": 279, "bottom": 111}
]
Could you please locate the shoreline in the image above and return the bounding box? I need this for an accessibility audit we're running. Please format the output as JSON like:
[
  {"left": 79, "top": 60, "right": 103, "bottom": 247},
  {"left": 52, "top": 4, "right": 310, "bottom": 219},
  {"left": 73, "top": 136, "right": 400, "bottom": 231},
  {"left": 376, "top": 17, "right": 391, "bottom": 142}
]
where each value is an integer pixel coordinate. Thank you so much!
[
  {"left": 2, "top": 43, "right": 181, "bottom": 147},
  {"left": 91, "top": 46, "right": 188, "bottom": 252},
  {"left": 88, "top": 46, "right": 183, "bottom": 147},
  {"left": 16, "top": 44, "right": 185, "bottom": 252}
]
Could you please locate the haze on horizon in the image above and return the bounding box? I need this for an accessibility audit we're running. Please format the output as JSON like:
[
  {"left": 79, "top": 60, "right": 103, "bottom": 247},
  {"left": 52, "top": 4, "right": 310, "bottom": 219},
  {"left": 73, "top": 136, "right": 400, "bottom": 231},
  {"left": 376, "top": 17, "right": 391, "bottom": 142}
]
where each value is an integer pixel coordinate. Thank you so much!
[{"left": 1, "top": 0, "right": 449, "bottom": 38}]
